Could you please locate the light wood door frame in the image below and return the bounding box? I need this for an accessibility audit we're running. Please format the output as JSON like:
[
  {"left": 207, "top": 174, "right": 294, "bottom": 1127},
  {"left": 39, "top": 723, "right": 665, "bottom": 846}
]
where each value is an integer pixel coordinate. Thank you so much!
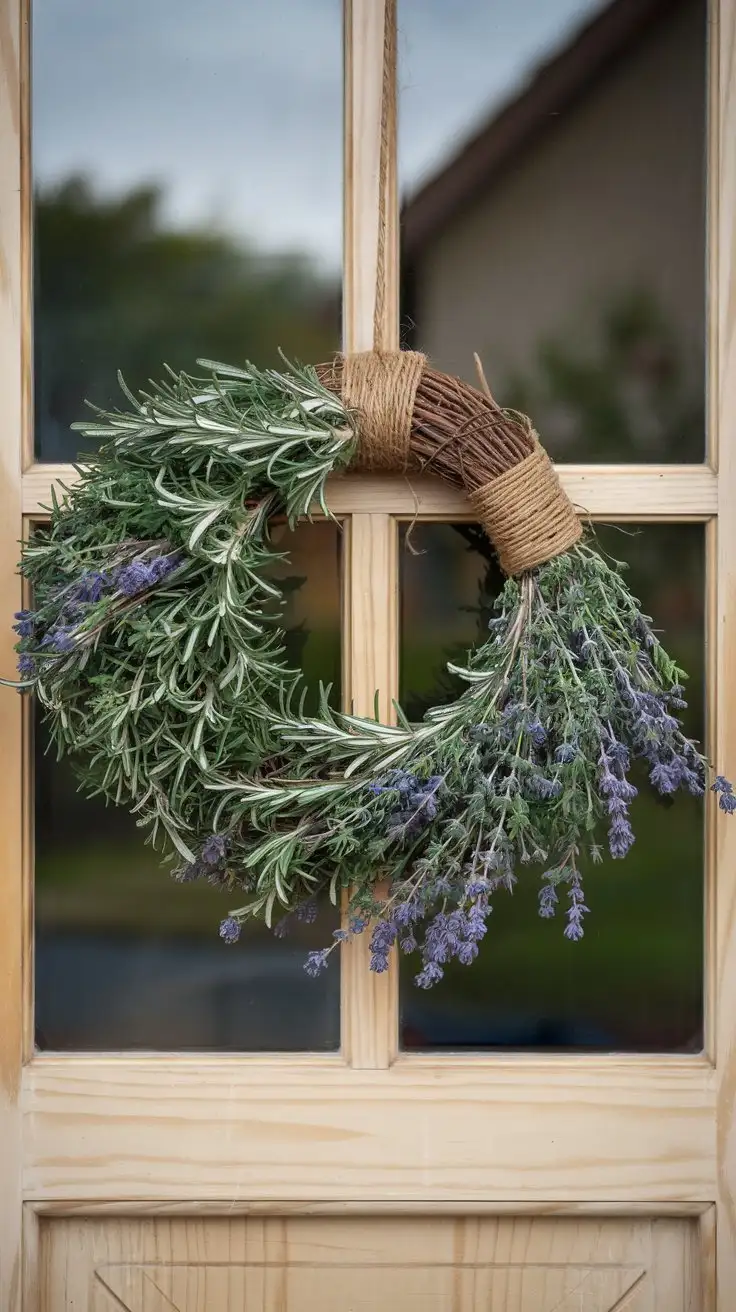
[{"left": 0, "top": 0, "right": 734, "bottom": 1308}]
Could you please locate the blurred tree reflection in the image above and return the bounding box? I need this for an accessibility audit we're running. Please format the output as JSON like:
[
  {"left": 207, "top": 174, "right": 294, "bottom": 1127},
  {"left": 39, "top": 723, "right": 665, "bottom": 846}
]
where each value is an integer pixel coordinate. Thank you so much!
[
  {"left": 504, "top": 288, "right": 703, "bottom": 463},
  {"left": 34, "top": 177, "right": 339, "bottom": 460}
]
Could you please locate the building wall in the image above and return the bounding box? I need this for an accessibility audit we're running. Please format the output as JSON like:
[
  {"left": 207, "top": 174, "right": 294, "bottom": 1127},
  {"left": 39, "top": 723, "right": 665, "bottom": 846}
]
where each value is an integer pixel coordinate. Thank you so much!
[{"left": 408, "top": 0, "right": 705, "bottom": 400}]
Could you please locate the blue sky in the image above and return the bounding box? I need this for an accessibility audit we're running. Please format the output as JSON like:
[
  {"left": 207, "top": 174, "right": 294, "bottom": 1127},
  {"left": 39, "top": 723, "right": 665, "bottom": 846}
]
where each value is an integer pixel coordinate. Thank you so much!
[{"left": 33, "top": 0, "right": 604, "bottom": 269}]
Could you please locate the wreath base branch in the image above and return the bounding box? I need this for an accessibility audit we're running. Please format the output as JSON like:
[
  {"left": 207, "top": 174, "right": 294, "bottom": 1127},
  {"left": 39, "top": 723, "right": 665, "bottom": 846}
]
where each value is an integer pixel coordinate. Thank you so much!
[{"left": 317, "top": 350, "right": 581, "bottom": 575}]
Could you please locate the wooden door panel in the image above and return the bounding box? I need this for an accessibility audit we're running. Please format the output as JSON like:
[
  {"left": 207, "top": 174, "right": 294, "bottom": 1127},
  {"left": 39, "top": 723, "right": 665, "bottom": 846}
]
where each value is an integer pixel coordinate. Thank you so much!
[{"left": 40, "top": 1215, "right": 701, "bottom": 1312}]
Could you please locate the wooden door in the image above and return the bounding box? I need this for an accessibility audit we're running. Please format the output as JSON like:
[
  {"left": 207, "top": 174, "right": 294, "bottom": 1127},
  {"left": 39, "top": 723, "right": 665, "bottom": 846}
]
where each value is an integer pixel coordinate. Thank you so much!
[{"left": 0, "top": 0, "right": 733, "bottom": 1308}]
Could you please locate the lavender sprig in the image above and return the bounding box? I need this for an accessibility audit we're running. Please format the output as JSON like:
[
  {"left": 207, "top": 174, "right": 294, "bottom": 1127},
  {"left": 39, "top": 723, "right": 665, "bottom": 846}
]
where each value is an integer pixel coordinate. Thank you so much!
[{"left": 7, "top": 360, "right": 732, "bottom": 990}]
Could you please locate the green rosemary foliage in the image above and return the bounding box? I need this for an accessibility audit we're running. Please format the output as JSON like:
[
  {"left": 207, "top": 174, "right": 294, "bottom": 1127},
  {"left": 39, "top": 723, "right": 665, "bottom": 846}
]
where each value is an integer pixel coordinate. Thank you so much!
[{"left": 8, "top": 359, "right": 730, "bottom": 986}]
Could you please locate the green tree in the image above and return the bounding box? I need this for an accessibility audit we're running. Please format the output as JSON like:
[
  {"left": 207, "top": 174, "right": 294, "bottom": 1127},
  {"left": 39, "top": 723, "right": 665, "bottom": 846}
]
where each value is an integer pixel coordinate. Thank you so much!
[{"left": 34, "top": 176, "right": 339, "bottom": 460}]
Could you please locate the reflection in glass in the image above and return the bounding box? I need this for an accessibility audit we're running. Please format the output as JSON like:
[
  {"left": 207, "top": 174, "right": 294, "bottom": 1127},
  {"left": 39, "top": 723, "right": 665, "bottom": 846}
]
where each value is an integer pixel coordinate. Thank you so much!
[
  {"left": 32, "top": 0, "right": 341, "bottom": 460},
  {"left": 399, "top": 0, "right": 706, "bottom": 461},
  {"left": 398, "top": 523, "right": 704, "bottom": 1051},
  {"left": 35, "top": 521, "right": 343, "bottom": 1051}
]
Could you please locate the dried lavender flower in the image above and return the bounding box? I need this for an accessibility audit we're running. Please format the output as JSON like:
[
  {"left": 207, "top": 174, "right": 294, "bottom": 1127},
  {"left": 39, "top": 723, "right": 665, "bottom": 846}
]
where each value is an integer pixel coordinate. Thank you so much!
[{"left": 218, "top": 916, "right": 241, "bottom": 944}]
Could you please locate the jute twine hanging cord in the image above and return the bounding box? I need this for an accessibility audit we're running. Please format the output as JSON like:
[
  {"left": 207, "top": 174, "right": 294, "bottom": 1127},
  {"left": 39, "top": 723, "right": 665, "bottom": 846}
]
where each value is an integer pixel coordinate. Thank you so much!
[{"left": 316, "top": 350, "right": 581, "bottom": 576}]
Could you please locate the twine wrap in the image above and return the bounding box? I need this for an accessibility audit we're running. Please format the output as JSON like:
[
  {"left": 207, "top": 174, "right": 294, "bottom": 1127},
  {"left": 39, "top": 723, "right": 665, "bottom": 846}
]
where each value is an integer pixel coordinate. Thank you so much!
[
  {"left": 318, "top": 349, "right": 581, "bottom": 575},
  {"left": 469, "top": 443, "right": 582, "bottom": 575},
  {"left": 322, "top": 350, "right": 426, "bottom": 471}
]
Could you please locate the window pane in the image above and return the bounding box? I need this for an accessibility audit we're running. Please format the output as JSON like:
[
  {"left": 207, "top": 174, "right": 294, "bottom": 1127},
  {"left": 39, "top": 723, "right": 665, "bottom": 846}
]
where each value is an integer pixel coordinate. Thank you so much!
[
  {"left": 399, "top": 0, "right": 706, "bottom": 461},
  {"left": 35, "top": 521, "right": 342, "bottom": 1051},
  {"left": 398, "top": 522, "right": 704, "bottom": 1051},
  {"left": 33, "top": 0, "right": 341, "bottom": 461}
]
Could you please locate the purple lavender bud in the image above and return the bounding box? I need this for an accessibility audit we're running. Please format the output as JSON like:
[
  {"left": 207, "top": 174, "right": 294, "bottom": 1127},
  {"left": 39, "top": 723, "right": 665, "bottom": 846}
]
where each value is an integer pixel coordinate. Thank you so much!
[
  {"left": 370, "top": 920, "right": 397, "bottom": 955},
  {"left": 392, "top": 900, "right": 419, "bottom": 928},
  {"left": 683, "top": 768, "right": 705, "bottom": 797},
  {"left": 370, "top": 952, "right": 390, "bottom": 973},
  {"left": 466, "top": 905, "right": 489, "bottom": 942},
  {"left": 563, "top": 873, "right": 589, "bottom": 941},
  {"left": 599, "top": 771, "right": 637, "bottom": 802},
  {"left": 349, "top": 916, "right": 368, "bottom": 934},
  {"left": 605, "top": 739, "right": 631, "bottom": 769},
  {"left": 12, "top": 610, "right": 35, "bottom": 638},
  {"left": 650, "top": 762, "right": 678, "bottom": 795},
  {"left": 608, "top": 815, "right": 635, "bottom": 859},
  {"left": 538, "top": 881, "right": 558, "bottom": 918},
  {"left": 218, "top": 916, "right": 241, "bottom": 944},
  {"left": 304, "top": 948, "right": 330, "bottom": 977},
  {"left": 564, "top": 918, "right": 585, "bottom": 942},
  {"left": 415, "top": 961, "right": 444, "bottom": 989},
  {"left": 399, "top": 935, "right": 417, "bottom": 954},
  {"left": 465, "top": 879, "right": 489, "bottom": 898},
  {"left": 76, "top": 570, "right": 109, "bottom": 603},
  {"left": 332, "top": 929, "right": 349, "bottom": 942},
  {"left": 201, "top": 834, "right": 226, "bottom": 865},
  {"left": 554, "top": 743, "right": 577, "bottom": 764},
  {"left": 147, "top": 554, "right": 179, "bottom": 582},
  {"left": 606, "top": 794, "right": 629, "bottom": 818},
  {"left": 457, "top": 941, "right": 478, "bottom": 966},
  {"left": 114, "top": 560, "right": 153, "bottom": 597},
  {"left": 46, "top": 626, "right": 75, "bottom": 653},
  {"left": 712, "top": 775, "right": 733, "bottom": 796},
  {"left": 719, "top": 792, "right": 736, "bottom": 814},
  {"left": 526, "top": 716, "right": 547, "bottom": 747},
  {"left": 16, "top": 652, "right": 35, "bottom": 679}
]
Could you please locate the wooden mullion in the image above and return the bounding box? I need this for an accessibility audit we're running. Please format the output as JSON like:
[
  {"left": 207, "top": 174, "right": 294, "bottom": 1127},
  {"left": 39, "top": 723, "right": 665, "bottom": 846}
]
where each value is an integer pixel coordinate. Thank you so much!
[
  {"left": 340, "top": 515, "right": 399, "bottom": 1067},
  {"left": 340, "top": 0, "right": 400, "bottom": 1067},
  {"left": 22, "top": 463, "right": 720, "bottom": 520}
]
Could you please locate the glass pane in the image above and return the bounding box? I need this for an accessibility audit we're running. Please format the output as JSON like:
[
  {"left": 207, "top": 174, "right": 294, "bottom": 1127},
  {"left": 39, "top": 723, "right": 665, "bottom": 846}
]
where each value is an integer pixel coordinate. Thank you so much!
[
  {"left": 33, "top": 0, "right": 341, "bottom": 461},
  {"left": 398, "top": 522, "right": 704, "bottom": 1051},
  {"left": 35, "top": 521, "right": 342, "bottom": 1051},
  {"left": 399, "top": 0, "right": 706, "bottom": 461}
]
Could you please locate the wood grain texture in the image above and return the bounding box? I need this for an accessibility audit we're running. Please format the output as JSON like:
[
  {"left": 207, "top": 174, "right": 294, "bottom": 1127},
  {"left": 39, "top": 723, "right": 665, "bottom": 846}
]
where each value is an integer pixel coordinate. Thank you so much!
[
  {"left": 21, "top": 1206, "right": 40, "bottom": 1312},
  {"left": 343, "top": 0, "right": 397, "bottom": 354},
  {"left": 37, "top": 1215, "right": 700, "bottom": 1312},
  {"left": 25, "top": 1201, "right": 715, "bottom": 1218},
  {"left": 0, "top": 0, "right": 26, "bottom": 1308},
  {"left": 340, "top": 516, "right": 398, "bottom": 1068},
  {"left": 4, "top": 1, "right": 731, "bottom": 1307},
  {"left": 699, "top": 1207, "right": 716, "bottom": 1312},
  {"left": 339, "top": 0, "right": 400, "bottom": 1071},
  {"left": 21, "top": 463, "right": 719, "bottom": 520},
  {"left": 714, "top": 0, "right": 736, "bottom": 1305},
  {"left": 22, "top": 1057, "right": 715, "bottom": 1203}
]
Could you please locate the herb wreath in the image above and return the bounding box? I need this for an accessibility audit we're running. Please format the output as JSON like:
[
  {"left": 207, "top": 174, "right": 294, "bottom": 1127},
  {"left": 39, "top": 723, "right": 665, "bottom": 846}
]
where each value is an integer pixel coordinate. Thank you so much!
[{"left": 9, "top": 350, "right": 733, "bottom": 987}]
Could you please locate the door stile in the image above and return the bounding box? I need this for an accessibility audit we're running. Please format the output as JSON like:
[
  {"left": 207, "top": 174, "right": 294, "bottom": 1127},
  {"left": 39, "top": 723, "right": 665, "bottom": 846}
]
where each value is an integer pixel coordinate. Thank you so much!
[
  {"left": 0, "top": 0, "right": 26, "bottom": 1303},
  {"left": 714, "top": 0, "right": 736, "bottom": 1300}
]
